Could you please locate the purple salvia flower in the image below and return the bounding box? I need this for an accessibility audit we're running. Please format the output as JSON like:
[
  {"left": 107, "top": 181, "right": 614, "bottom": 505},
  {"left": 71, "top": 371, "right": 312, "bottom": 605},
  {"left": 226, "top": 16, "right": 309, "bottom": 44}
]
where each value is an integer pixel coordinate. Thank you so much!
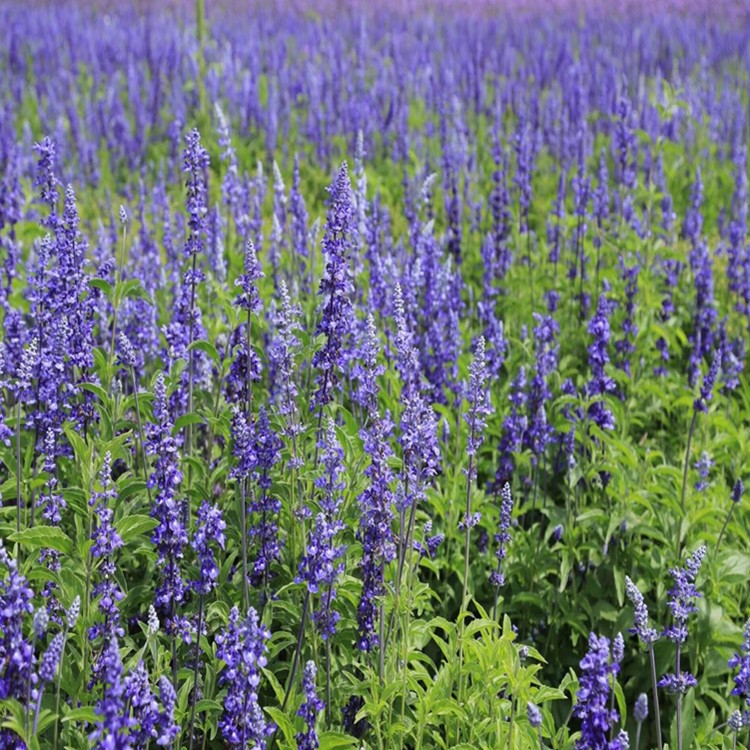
[
  {"left": 733, "top": 479, "right": 744, "bottom": 504},
  {"left": 117, "top": 332, "right": 136, "bottom": 369},
  {"left": 586, "top": 294, "right": 616, "bottom": 431},
  {"left": 662, "top": 545, "right": 707, "bottom": 647},
  {"left": 90, "top": 638, "right": 133, "bottom": 749},
  {"left": 215, "top": 104, "right": 242, "bottom": 229},
  {"left": 592, "top": 149, "right": 609, "bottom": 233},
  {"left": 0, "top": 353, "right": 12, "bottom": 447},
  {"left": 89, "top": 452, "right": 125, "bottom": 665},
  {"left": 547, "top": 171, "right": 566, "bottom": 266},
  {"left": 614, "top": 96, "right": 637, "bottom": 191},
  {"left": 216, "top": 606, "right": 274, "bottom": 749},
  {"left": 393, "top": 283, "right": 440, "bottom": 506},
  {"left": 495, "top": 366, "right": 528, "bottom": 487},
  {"left": 729, "top": 711, "right": 743, "bottom": 733},
  {"left": 490, "top": 483, "right": 513, "bottom": 588},
  {"left": 464, "top": 336, "right": 492, "bottom": 468},
  {"left": 0, "top": 543, "right": 35, "bottom": 705},
  {"left": 634, "top": 693, "right": 648, "bottom": 723},
  {"left": 298, "top": 418, "right": 347, "bottom": 640},
  {"left": 289, "top": 153, "right": 309, "bottom": 288},
  {"left": 624, "top": 576, "right": 659, "bottom": 645},
  {"left": 658, "top": 546, "right": 707, "bottom": 695},
  {"left": 156, "top": 676, "right": 179, "bottom": 747},
  {"left": 355, "top": 316, "right": 395, "bottom": 651},
  {"left": 612, "top": 632, "right": 625, "bottom": 671},
  {"left": 38, "top": 428, "right": 66, "bottom": 525},
  {"left": 524, "top": 313, "right": 559, "bottom": 462},
  {"left": 729, "top": 619, "right": 750, "bottom": 706},
  {"left": 296, "top": 661, "right": 325, "bottom": 750},
  {"left": 693, "top": 451, "right": 713, "bottom": 492},
  {"left": 351, "top": 313, "right": 385, "bottom": 413},
  {"left": 694, "top": 348, "right": 721, "bottom": 413},
  {"left": 124, "top": 662, "right": 159, "bottom": 746},
  {"left": 574, "top": 633, "right": 619, "bottom": 750},
  {"left": 683, "top": 168, "right": 704, "bottom": 247},
  {"left": 193, "top": 501, "right": 226, "bottom": 596},
  {"left": 34, "top": 137, "right": 59, "bottom": 228},
  {"left": 614, "top": 258, "right": 640, "bottom": 376},
  {"left": 687, "top": 239, "right": 717, "bottom": 387},
  {"left": 311, "top": 162, "right": 355, "bottom": 412},
  {"left": 527, "top": 702, "right": 542, "bottom": 728},
  {"left": 183, "top": 128, "right": 210, "bottom": 262},
  {"left": 268, "top": 280, "right": 303, "bottom": 467},
  {"left": 247, "top": 408, "right": 282, "bottom": 589},
  {"left": 39, "top": 631, "right": 63, "bottom": 686},
  {"left": 489, "top": 116, "right": 512, "bottom": 278},
  {"left": 145, "top": 373, "right": 188, "bottom": 628},
  {"left": 514, "top": 113, "right": 534, "bottom": 233},
  {"left": 272, "top": 160, "right": 287, "bottom": 231}
]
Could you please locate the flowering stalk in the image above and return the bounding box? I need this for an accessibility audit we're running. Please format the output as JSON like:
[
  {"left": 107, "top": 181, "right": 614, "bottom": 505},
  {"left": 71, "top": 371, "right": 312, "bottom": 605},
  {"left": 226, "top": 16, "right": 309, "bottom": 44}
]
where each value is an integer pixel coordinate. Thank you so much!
[
  {"left": 182, "top": 128, "right": 209, "bottom": 501},
  {"left": 32, "top": 632, "right": 64, "bottom": 734},
  {"left": 118, "top": 333, "right": 151, "bottom": 504},
  {"left": 716, "top": 479, "right": 743, "bottom": 556},
  {"left": 108, "top": 207, "right": 128, "bottom": 364},
  {"left": 296, "top": 661, "right": 324, "bottom": 750},
  {"left": 458, "top": 337, "right": 491, "bottom": 709},
  {"left": 53, "top": 597, "right": 80, "bottom": 750},
  {"left": 678, "top": 351, "right": 720, "bottom": 556},
  {"left": 188, "top": 501, "right": 226, "bottom": 750},
  {"left": 491, "top": 484, "right": 514, "bottom": 621},
  {"left": 658, "top": 546, "right": 706, "bottom": 750},
  {"left": 634, "top": 693, "right": 648, "bottom": 750},
  {"left": 310, "top": 162, "right": 355, "bottom": 461},
  {"left": 625, "top": 575, "right": 662, "bottom": 750}
]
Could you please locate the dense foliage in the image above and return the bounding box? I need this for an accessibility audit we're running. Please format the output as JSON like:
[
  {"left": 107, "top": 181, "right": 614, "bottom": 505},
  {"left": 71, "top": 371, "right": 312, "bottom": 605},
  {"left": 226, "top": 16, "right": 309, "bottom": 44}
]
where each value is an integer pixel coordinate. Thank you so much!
[{"left": 1, "top": 2, "right": 750, "bottom": 748}]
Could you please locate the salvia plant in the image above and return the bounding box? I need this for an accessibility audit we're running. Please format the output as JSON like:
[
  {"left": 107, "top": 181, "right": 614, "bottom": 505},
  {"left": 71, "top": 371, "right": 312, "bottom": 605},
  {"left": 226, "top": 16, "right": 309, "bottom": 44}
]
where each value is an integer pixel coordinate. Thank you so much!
[{"left": 1, "top": 1, "right": 750, "bottom": 749}]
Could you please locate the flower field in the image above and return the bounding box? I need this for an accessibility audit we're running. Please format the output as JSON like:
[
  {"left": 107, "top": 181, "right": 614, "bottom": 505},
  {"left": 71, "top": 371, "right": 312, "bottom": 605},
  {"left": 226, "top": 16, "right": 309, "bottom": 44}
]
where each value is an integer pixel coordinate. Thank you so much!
[{"left": 2, "top": 2, "right": 750, "bottom": 748}]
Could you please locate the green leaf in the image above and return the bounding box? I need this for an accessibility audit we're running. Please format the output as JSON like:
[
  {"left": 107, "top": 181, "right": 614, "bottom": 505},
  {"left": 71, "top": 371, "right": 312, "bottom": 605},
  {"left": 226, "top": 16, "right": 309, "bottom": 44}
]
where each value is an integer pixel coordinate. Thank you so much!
[
  {"left": 265, "top": 707, "right": 297, "bottom": 747},
  {"left": 318, "top": 731, "right": 358, "bottom": 750},
  {"left": 195, "top": 699, "right": 223, "bottom": 714},
  {"left": 10, "top": 527, "right": 73, "bottom": 556},
  {"left": 116, "top": 515, "right": 158, "bottom": 543},
  {"left": 89, "top": 278, "right": 113, "bottom": 298},
  {"left": 61, "top": 706, "right": 99, "bottom": 724},
  {"left": 174, "top": 413, "right": 206, "bottom": 432},
  {"left": 188, "top": 339, "right": 221, "bottom": 365}
]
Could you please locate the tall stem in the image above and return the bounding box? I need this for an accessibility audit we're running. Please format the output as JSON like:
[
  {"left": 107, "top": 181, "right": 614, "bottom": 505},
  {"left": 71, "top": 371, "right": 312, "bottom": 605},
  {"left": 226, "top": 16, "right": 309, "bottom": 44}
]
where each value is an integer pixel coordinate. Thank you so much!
[
  {"left": 131, "top": 367, "right": 152, "bottom": 505},
  {"left": 457, "top": 443, "right": 475, "bottom": 712},
  {"left": 378, "top": 596, "right": 386, "bottom": 685},
  {"left": 325, "top": 635, "right": 332, "bottom": 728},
  {"left": 715, "top": 504, "right": 735, "bottom": 557},
  {"left": 15, "top": 401, "right": 21, "bottom": 534},
  {"left": 679, "top": 411, "right": 698, "bottom": 515},
  {"left": 52, "top": 625, "right": 69, "bottom": 750},
  {"left": 676, "top": 643, "right": 683, "bottom": 750},
  {"left": 677, "top": 410, "right": 698, "bottom": 559},
  {"left": 240, "top": 481, "right": 249, "bottom": 612},
  {"left": 109, "top": 219, "right": 128, "bottom": 362},
  {"left": 280, "top": 590, "right": 310, "bottom": 711},
  {"left": 649, "top": 644, "right": 663, "bottom": 750},
  {"left": 187, "top": 594, "right": 205, "bottom": 750}
]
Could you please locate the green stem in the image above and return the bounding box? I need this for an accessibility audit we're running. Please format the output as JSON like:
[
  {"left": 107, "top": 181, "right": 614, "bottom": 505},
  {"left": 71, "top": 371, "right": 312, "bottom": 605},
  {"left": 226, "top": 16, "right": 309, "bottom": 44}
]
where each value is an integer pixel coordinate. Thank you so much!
[
  {"left": 187, "top": 594, "right": 205, "bottom": 750},
  {"left": 52, "top": 626, "right": 69, "bottom": 750},
  {"left": 15, "top": 401, "right": 21, "bottom": 534},
  {"left": 715, "top": 504, "right": 735, "bottom": 558},
  {"left": 677, "top": 410, "right": 698, "bottom": 559},
  {"left": 649, "top": 644, "right": 663, "bottom": 750},
  {"left": 130, "top": 367, "right": 152, "bottom": 505}
]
